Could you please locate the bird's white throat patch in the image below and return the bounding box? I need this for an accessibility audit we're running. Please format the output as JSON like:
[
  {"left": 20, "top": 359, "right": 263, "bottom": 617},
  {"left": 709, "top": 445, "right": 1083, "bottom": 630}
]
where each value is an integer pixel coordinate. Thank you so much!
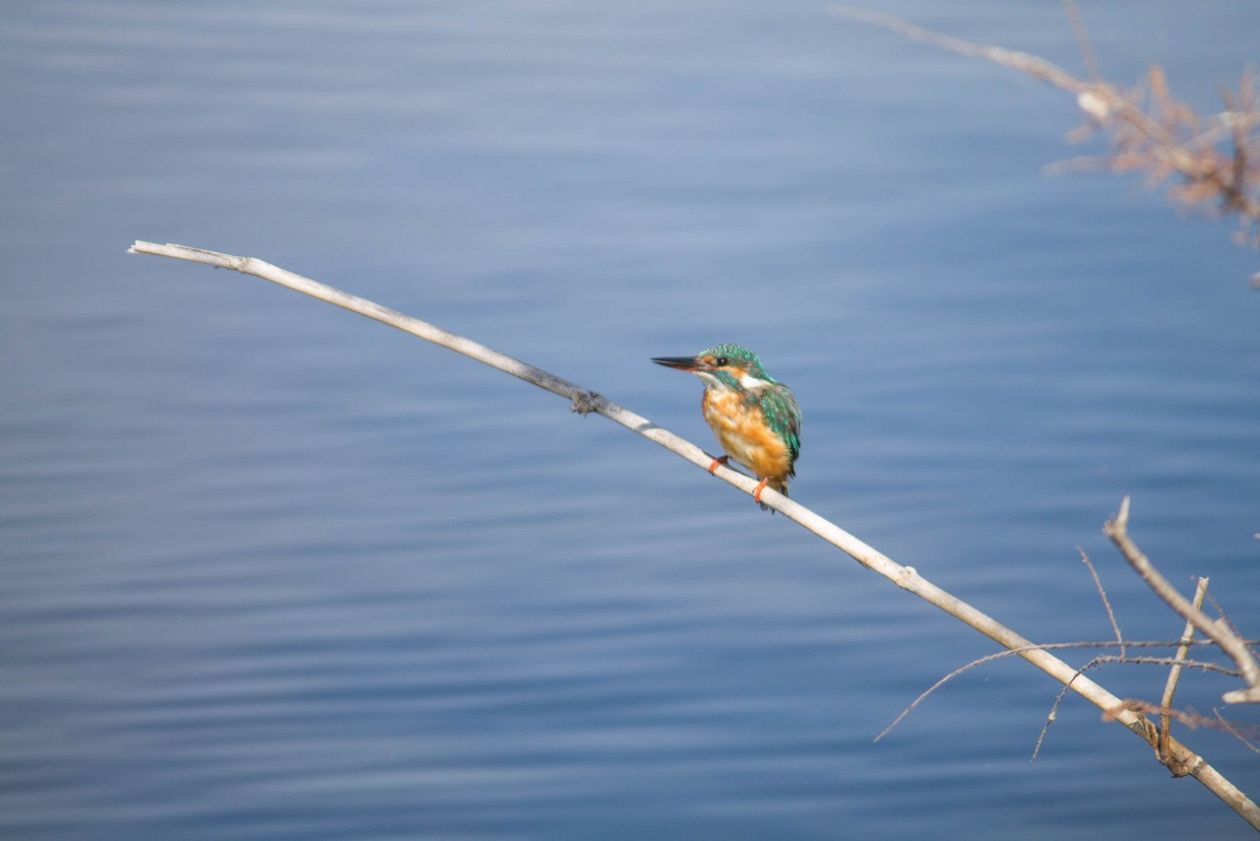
[
  {"left": 693, "top": 370, "right": 773, "bottom": 392},
  {"left": 694, "top": 371, "right": 725, "bottom": 390}
]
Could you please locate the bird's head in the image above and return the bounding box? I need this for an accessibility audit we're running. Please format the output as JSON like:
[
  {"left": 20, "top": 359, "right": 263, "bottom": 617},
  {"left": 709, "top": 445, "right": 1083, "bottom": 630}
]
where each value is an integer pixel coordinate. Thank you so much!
[{"left": 651, "top": 343, "right": 775, "bottom": 392}]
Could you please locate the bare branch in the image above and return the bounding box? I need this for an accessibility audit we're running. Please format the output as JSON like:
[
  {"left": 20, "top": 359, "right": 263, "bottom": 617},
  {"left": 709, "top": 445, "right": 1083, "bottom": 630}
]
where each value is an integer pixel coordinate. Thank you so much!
[
  {"left": 825, "top": 4, "right": 1089, "bottom": 94},
  {"left": 1160, "top": 578, "right": 1210, "bottom": 761},
  {"left": 128, "top": 241, "right": 1260, "bottom": 831},
  {"left": 1104, "top": 497, "right": 1260, "bottom": 703}
]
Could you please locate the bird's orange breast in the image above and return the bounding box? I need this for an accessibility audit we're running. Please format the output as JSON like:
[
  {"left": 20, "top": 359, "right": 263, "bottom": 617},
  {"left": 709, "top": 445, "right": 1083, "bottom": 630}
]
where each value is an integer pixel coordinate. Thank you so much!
[{"left": 702, "top": 389, "right": 794, "bottom": 492}]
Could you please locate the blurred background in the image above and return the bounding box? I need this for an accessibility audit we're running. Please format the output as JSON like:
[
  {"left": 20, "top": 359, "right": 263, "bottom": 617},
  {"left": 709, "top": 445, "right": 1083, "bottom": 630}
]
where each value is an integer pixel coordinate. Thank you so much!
[{"left": 3, "top": 2, "right": 1258, "bottom": 838}]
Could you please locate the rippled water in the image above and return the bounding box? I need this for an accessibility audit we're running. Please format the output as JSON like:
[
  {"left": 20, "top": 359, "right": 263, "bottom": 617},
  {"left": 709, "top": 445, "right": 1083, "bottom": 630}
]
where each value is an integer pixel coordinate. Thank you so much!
[{"left": 3, "top": 2, "right": 1259, "bottom": 838}]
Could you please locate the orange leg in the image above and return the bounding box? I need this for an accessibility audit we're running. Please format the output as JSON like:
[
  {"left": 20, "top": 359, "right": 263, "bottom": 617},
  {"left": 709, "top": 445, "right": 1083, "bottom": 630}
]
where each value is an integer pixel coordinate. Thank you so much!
[
  {"left": 707, "top": 455, "right": 730, "bottom": 474},
  {"left": 753, "top": 476, "right": 770, "bottom": 504}
]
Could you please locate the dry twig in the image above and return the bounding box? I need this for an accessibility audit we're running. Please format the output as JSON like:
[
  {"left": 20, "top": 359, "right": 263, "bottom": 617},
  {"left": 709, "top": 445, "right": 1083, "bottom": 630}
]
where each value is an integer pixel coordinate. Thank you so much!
[
  {"left": 1107, "top": 701, "right": 1260, "bottom": 742},
  {"left": 1214, "top": 710, "right": 1260, "bottom": 757},
  {"left": 886, "top": 549, "right": 1244, "bottom": 766},
  {"left": 1062, "top": 0, "right": 1101, "bottom": 82},
  {"left": 1159, "top": 577, "right": 1210, "bottom": 763},
  {"left": 1032, "top": 652, "right": 1252, "bottom": 770},
  {"left": 879, "top": 638, "right": 1238, "bottom": 746},
  {"left": 1079, "top": 547, "right": 1124, "bottom": 657},
  {"left": 1104, "top": 497, "right": 1260, "bottom": 704},
  {"left": 826, "top": 4, "right": 1260, "bottom": 253}
]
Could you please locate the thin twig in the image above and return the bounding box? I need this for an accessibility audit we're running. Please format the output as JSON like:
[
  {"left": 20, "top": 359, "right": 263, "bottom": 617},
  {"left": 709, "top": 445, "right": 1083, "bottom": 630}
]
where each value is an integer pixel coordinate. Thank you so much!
[
  {"left": 1104, "top": 497, "right": 1260, "bottom": 704},
  {"left": 1105, "top": 702, "right": 1260, "bottom": 754},
  {"left": 1037, "top": 647, "right": 1250, "bottom": 771},
  {"left": 1062, "top": 0, "right": 1101, "bottom": 81},
  {"left": 1160, "top": 578, "right": 1210, "bottom": 761},
  {"left": 879, "top": 638, "right": 1237, "bottom": 744},
  {"left": 1107, "top": 702, "right": 1254, "bottom": 736},
  {"left": 1214, "top": 709, "right": 1260, "bottom": 756},
  {"left": 876, "top": 647, "right": 1014, "bottom": 742},
  {"left": 1204, "top": 590, "right": 1248, "bottom": 649},
  {"left": 127, "top": 241, "right": 1260, "bottom": 831},
  {"left": 1030, "top": 653, "right": 1237, "bottom": 770},
  {"left": 1034, "top": 665, "right": 1093, "bottom": 762},
  {"left": 1079, "top": 546, "right": 1124, "bottom": 657},
  {"left": 1084, "top": 654, "right": 1234, "bottom": 675}
]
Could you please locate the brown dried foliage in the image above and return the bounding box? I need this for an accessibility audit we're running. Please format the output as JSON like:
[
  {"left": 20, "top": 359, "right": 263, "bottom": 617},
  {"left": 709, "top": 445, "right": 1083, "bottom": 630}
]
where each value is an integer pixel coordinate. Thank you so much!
[
  {"left": 1063, "top": 66, "right": 1260, "bottom": 248},
  {"left": 828, "top": 4, "right": 1260, "bottom": 256}
]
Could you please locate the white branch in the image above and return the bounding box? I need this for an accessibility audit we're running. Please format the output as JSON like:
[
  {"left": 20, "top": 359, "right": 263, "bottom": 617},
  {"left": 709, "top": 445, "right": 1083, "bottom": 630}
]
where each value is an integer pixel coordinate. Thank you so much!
[
  {"left": 1158, "top": 577, "right": 1210, "bottom": 764},
  {"left": 128, "top": 240, "right": 1260, "bottom": 831}
]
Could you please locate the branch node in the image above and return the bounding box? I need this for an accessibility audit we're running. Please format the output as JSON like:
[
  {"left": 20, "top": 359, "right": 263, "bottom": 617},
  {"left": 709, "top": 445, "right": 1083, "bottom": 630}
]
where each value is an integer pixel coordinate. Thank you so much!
[
  {"left": 569, "top": 390, "right": 604, "bottom": 415},
  {"left": 894, "top": 565, "right": 919, "bottom": 589}
]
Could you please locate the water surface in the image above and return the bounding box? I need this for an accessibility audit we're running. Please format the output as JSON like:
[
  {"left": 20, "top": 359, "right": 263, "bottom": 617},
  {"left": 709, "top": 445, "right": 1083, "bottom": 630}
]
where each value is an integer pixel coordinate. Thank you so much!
[{"left": 3, "top": 2, "right": 1259, "bottom": 838}]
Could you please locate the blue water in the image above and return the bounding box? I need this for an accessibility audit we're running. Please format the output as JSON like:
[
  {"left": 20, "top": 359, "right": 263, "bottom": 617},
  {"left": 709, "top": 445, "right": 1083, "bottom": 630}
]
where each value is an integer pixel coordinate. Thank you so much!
[{"left": 3, "top": 2, "right": 1259, "bottom": 838}]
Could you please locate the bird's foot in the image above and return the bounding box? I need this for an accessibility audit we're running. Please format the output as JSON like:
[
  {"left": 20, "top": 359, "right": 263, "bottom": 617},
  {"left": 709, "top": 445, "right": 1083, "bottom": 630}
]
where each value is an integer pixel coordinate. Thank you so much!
[
  {"left": 753, "top": 477, "right": 770, "bottom": 504},
  {"left": 707, "top": 455, "right": 730, "bottom": 474}
]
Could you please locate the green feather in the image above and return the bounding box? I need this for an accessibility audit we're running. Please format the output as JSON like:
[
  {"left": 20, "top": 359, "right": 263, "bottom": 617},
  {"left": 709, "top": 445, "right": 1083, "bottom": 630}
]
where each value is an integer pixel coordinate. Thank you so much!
[
  {"left": 748, "top": 384, "right": 801, "bottom": 471},
  {"left": 700, "top": 344, "right": 773, "bottom": 381}
]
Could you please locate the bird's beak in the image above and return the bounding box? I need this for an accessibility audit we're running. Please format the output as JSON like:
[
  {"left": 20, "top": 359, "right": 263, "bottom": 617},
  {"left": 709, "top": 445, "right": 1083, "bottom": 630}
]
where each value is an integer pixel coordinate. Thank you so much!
[{"left": 651, "top": 355, "right": 704, "bottom": 372}]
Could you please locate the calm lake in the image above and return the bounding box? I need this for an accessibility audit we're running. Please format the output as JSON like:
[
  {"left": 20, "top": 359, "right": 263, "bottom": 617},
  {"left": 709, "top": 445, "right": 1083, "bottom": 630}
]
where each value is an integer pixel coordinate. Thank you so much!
[{"left": 3, "top": 2, "right": 1259, "bottom": 838}]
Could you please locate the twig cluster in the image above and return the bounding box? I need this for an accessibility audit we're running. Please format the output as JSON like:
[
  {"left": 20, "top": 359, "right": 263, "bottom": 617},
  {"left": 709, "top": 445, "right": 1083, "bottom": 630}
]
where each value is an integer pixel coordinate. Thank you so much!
[
  {"left": 1105, "top": 496, "right": 1260, "bottom": 705},
  {"left": 883, "top": 499, "right": 1257, "bottom": 780},
  {"left": 1062, "top": 66, "right": 1260, "bottom": 249},
  {"left": 819, "top": 3, "right": 1260, "bottom": 774},
  {"left": 826, "top": 4, "right": 1260, "bottom": 262}
]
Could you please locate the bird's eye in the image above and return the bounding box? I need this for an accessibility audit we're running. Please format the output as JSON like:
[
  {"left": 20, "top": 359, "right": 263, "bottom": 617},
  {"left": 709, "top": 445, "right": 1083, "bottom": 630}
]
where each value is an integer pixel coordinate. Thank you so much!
[{"left": 714, "top": 356, "right": 728, "bottom": 366}]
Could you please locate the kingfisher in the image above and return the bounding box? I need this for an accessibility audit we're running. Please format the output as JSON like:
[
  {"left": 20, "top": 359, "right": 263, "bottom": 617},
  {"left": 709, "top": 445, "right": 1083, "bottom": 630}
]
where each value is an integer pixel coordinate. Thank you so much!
[{"left": 652, "top": 344, "right": 801, "bottom": 506}]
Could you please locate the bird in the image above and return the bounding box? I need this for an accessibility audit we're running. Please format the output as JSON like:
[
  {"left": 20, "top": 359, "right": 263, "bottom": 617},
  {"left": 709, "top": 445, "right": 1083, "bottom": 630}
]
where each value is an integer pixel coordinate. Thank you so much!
[{"left": 651, "top": 344, "right": 801, "bottom": 506}]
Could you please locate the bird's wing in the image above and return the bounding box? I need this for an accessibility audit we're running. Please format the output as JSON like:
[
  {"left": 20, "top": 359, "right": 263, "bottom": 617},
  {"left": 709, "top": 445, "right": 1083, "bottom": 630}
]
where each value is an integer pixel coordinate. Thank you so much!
[{"left": 754, "top": 386, "right": 801, "bottom": 469}]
